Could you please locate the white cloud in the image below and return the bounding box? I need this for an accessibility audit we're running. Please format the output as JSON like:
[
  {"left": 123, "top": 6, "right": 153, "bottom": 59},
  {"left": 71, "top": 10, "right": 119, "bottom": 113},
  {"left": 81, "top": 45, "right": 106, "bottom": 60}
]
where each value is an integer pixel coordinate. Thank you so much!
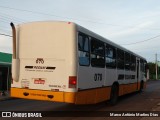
[
  {"left": 109, "top": 21, "right": 154, "bottom": 39},
  {"left": 0, "top": 36, "right": 12, "bottom": 53}
]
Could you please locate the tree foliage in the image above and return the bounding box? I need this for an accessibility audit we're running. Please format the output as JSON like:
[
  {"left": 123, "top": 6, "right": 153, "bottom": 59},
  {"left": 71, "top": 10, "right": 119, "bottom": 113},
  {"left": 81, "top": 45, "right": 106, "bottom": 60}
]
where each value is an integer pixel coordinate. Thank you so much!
[
  {"left": 147, "top": 62, "right": 155, "bottom": 75},
  {"left": 147, "top": 62, "right": 160, "bottom": 79}
]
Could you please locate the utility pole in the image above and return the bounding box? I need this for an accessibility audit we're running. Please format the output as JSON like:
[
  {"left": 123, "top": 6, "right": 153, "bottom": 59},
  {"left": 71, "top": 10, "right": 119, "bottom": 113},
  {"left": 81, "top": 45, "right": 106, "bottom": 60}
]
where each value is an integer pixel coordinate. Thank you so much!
[{"left": 155, "top": 53, "right": 158, "bottom": 80}]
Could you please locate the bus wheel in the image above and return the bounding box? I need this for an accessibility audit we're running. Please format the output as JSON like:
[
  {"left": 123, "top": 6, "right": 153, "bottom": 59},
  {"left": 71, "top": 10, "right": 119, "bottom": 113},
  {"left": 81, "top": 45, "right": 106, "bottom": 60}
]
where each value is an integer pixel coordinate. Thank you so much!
[{"left": 110, "top": 84, "right": 119, "bottom": 105}]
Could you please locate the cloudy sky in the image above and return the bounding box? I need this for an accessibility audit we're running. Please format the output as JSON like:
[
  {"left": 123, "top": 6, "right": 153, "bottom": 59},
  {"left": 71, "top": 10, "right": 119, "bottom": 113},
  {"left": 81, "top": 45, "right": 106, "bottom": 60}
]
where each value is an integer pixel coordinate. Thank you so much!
[{"left": 0, "top": 0, "right": 160, "bottom": 62}]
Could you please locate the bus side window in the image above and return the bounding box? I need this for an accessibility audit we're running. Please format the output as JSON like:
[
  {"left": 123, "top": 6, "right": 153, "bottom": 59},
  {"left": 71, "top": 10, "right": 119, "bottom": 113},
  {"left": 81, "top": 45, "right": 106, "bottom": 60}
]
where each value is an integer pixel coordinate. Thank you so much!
[
  {"left": 125, "top": 52, "right": 130, "bottom": 70},
  {"left": 131, "top": 55, "right": 136, "bottom": 71},
  {"left": 106, "top": 45, "right": 116, "bottom": 68},
  {"left": 78, "top": 33, "right": 90, "bottom": 66},
  {"left": 117, "top": 49, "right": 124, "bottom": 69},
  {"left": 144, "top": 61, "right": 148, "bottom": 78},
  {"left": 91, "top": 39, "right": 105, "bottom": 68},
  {"left": 140, "top": 59, "right": 145, "bottom": 72}
]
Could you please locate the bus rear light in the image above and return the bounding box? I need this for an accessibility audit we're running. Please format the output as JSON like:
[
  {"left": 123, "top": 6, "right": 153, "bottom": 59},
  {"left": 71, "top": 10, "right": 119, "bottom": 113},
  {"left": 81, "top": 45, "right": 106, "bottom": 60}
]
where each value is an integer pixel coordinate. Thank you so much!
[
  {"left": 69, "top": 79, "right": 76, "bottom": 85},
  {"left": 69, "top": 76, "right": 77, "bottom": 88}
]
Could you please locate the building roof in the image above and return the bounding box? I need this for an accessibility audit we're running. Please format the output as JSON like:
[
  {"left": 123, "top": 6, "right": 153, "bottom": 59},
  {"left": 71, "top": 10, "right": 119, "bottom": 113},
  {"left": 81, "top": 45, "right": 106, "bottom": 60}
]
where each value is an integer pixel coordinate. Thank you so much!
[{"left": 0, "top": 52, "right": 12, "bottom": 64}]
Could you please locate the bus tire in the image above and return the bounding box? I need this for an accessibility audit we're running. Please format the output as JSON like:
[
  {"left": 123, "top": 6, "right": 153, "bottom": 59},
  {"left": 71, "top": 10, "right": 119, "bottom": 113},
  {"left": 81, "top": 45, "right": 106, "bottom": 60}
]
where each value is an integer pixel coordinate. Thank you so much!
[{"left": 110, "top": 84, "right": 119, "bottom": 105}]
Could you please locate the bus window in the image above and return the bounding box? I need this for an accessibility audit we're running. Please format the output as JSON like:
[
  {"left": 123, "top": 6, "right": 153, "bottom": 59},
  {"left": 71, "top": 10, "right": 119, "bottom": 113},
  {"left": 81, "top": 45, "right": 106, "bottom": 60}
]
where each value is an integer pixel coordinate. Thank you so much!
[
  {"left": 131, "top": 55, "right": 136, "bottom": 71},
  {"left": 125, "top": 52, "right": 130, "bottom": 70},
  {"left": 140, "top": 59, "right": 145, "bottom": 72},
  {"left": 144, "top": 61, "right": 148, "bottom": 78},
  {"left": 78, "top": 33, "right": 90, "bottom": 66},
  {"left": 91, "top": 39, "right": 105, "bottom": 68},
  {"left": 106, "top": 45, "right": 116, "bottom": 68},
  {"left": 117, "top": 49, "right": 124, "bottom": 69}
]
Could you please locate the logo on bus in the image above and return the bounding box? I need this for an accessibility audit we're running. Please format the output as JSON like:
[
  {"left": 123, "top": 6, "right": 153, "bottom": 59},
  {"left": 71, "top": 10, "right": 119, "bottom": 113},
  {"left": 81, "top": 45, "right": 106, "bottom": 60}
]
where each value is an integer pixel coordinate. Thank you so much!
[
  {"left": 34, "top": 79, "right": 45, "bottom": 84},
  {"left": 36, "top": 58, "right": 44, "bottom": 64}
]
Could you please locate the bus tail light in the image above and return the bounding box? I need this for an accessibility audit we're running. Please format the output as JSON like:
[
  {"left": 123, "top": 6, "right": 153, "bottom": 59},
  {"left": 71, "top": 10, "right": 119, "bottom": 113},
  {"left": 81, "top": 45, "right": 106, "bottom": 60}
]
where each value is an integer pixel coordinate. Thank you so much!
[{"left": 69, "top": 76, "right": 77, "bottom": 88}]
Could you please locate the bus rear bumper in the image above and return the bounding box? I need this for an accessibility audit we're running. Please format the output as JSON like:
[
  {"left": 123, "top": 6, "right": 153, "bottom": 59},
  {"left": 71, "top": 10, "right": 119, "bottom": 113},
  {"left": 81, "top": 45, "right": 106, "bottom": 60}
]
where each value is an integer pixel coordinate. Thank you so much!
[
  {"left": 11, "top": 87, "right": 111, "bottom": 104},
  {"left": 11, "top": 87, "right": 76, "bottom": 103}
]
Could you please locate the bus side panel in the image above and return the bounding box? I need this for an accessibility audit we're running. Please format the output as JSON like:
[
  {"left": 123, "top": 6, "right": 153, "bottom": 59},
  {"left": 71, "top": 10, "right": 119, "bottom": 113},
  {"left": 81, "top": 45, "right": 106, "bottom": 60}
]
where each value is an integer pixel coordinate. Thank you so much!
[
  {"left": 78, "top": 67, "right": 105, "bottom": 89},
  {"left": 105, "top": 68, "right": 117, "bottom": 86},
  {"left": 75, "top": 87, "right": 111, "bottom": 104},
  {"left": 119, "top": 83, "right": 138, "bottom": 96}
]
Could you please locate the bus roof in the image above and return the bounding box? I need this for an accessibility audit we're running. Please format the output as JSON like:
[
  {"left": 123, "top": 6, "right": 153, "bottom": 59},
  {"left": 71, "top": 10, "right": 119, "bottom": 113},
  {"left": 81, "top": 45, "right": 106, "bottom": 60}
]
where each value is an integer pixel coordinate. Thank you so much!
[{"left": 18, "top": 21, "right": 146, "bottom": 61}]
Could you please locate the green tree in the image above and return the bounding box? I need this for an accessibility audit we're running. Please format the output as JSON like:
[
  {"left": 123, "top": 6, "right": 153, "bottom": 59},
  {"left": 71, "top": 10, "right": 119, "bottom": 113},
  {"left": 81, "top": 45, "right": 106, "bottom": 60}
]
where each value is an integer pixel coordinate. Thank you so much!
[{"left": 147, "top": 62, "right": 156, "bottom": 79}]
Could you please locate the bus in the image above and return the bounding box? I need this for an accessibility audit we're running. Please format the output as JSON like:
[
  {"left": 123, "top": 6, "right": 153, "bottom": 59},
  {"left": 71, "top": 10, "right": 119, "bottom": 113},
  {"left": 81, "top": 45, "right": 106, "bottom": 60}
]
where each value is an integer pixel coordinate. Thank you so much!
[{"left": 10, "top": 21, "right": 147, "bottom": 105}]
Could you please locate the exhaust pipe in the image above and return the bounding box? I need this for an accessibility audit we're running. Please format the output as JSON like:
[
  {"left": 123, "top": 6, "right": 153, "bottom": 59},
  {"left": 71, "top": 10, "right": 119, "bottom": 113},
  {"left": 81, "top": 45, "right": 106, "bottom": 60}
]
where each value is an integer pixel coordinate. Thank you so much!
[
  {"left": 10, "top": 22, "right": 16, "bottom": 59},
  {"left": 10, "top": 22, "right": 19, "bottom": 82}
]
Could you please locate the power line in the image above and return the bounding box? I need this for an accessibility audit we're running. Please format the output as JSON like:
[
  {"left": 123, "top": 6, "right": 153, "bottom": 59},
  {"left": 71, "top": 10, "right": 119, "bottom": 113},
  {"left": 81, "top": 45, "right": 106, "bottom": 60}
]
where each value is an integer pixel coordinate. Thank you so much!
[
  {"left": 121, "top": 34, "right": 160, "bottom": 45},
  {"left": 1, "top": 16, "right": 23, "bottom": 23},
  {"left": 0, "top": 33, "right": 12, "bottom": 37},
  {"left": 0, "top": 12, "right": 26, "bottom": 23},
  {"left": 0, "top": 5, "right": 96, "bottom": 21},
  {"left": 0, "top": 30, "right": 11, "bottom": 35},
  {"left": 130, "top": 46, "right": 160, "bottom": 51},
  {"left": 1, "top": 5, "right": 160, "bottom": 32},
  {"left": 0, "top": 5, "right": 150, "bottom": 28},
  {"left": 0, "top": 5, "right": 119, "bottom": 26}
]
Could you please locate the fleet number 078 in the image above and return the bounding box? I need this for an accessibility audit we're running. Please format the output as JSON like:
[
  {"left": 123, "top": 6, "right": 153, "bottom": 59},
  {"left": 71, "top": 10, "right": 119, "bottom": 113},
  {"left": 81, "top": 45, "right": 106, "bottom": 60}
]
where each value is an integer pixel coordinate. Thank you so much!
[{"left": 94, "top": 73, "right": 102, "bottom": 81}]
